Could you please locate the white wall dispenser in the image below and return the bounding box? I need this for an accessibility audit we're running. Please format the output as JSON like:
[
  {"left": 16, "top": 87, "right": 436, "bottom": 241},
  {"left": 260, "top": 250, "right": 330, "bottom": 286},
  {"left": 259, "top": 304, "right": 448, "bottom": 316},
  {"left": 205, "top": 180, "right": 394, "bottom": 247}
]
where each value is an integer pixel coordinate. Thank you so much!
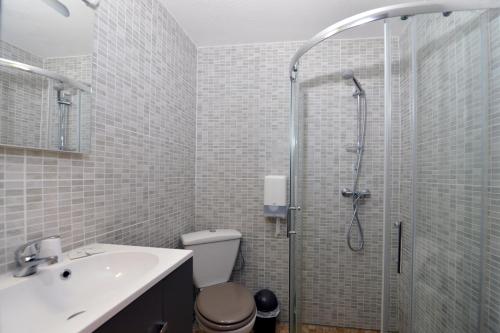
[{"left": 264, "top": 175, "right": 287, "bottom": 236}]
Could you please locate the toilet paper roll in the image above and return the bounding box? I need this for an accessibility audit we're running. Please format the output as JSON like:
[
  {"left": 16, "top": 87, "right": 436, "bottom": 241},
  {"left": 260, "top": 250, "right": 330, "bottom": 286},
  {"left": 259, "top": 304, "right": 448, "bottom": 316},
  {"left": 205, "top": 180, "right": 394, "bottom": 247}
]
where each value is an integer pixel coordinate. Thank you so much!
[{"left": 39, "top": 236, "right": 62, "bottom": 262}]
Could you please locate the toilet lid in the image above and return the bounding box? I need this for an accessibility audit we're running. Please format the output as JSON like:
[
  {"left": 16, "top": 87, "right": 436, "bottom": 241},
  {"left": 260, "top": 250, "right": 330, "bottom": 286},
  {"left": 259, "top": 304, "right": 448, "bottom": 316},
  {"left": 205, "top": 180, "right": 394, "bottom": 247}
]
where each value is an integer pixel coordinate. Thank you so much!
[
  {"left": 196, "top": 303, "right": 256, "bottom": 331},
  {"left": 196, "top": 282, "right": 256, "bottom": 325}
]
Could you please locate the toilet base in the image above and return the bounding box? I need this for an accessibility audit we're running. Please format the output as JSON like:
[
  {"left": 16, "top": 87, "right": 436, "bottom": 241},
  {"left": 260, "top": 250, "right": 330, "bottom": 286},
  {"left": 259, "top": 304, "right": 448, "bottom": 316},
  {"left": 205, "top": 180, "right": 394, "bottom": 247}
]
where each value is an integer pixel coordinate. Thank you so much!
[{"left": 196, "top": 313, "right": 256, "bottom": 333}]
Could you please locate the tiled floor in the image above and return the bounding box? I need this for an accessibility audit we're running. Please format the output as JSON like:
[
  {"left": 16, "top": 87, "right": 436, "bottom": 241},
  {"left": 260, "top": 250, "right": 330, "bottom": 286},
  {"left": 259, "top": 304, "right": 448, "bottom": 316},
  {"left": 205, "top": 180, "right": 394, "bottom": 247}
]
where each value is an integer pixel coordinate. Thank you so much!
[{"left": 194, "top": 323, "right": 379, "bottom": 333}]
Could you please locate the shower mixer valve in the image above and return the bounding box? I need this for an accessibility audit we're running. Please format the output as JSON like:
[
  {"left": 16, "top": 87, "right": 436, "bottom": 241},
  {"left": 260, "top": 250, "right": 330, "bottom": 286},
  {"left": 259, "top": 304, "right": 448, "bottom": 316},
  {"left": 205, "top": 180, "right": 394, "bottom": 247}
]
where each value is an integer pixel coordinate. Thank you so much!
[{"left": 341, "top": 188, "right": 370, "bottom": 199}]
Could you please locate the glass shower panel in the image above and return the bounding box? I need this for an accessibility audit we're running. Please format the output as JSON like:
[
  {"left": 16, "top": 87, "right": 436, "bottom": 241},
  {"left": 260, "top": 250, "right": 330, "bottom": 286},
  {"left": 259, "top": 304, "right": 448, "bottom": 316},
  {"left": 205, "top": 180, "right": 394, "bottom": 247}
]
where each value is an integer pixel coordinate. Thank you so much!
[
  {"left": 383, "top": 16, "right": 413, "bottom": 333},
  {"left": 289, "top": 5, "right": 500, "bottom": 333},
  {"left": 292, "top": 23, "right": 387, "bottom": 332},
  {"left": 391, "top": 17, "right": 416, "bottom": 333},
  {"left": 412, "top": 10, "right": 488, "bottom": 333},
  {"left": 485, "top": 9, "right": 500, "bottom": 333},
  {"left": 289, "top": 72, "right": 304, "bottom": 333}
]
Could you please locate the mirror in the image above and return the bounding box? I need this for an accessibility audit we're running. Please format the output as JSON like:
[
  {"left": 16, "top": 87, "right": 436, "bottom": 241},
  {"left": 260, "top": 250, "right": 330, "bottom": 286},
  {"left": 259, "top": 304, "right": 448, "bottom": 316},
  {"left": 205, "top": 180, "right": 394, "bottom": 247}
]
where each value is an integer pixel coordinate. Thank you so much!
[{"left": 0, "top": 0, "right": 95, "bottom": 152}]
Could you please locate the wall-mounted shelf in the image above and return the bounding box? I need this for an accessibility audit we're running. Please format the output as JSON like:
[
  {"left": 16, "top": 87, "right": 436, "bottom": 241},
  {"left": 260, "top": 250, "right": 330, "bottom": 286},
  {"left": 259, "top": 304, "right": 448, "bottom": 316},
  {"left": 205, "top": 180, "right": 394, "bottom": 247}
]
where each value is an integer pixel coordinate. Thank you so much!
[{"left": 0, "top": 57, "right": 91, "bottom": 93}]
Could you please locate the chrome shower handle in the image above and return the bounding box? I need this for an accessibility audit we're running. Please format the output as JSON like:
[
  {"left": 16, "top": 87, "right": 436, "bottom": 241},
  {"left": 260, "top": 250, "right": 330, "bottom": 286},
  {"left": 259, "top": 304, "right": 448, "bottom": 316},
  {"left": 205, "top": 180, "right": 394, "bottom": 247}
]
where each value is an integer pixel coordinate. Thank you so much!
[
  {"left": 341, "top": 188, "right": 371, "bottom": 198},
  {"left": 341, "top": 188, "right": 353, "bottom": 197},
  {"left": 287, "top": 206, "right": 301, "bottom": 237}
]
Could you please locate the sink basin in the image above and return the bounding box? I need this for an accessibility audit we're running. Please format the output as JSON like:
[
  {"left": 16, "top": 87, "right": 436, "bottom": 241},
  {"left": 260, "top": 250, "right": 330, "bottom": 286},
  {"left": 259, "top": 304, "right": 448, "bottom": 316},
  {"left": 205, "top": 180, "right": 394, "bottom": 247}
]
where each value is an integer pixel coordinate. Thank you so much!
[{"left": 0, "top": 244, "right": 192, "bottom": 333}]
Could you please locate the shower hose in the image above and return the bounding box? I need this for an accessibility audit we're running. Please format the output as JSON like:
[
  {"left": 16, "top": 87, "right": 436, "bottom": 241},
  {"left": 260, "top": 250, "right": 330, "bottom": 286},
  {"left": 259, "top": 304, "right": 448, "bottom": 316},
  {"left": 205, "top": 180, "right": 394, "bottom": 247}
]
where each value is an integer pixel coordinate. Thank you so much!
[{"left": 346, "top": 94, "right": 367, "bottom": 252}]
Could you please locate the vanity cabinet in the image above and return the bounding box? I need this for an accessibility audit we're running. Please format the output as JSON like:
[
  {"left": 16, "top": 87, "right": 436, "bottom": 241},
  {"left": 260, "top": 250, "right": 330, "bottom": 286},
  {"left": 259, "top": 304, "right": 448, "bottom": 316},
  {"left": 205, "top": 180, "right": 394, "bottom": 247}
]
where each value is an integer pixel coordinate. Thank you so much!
[{"left": 94, "top": 258, "right": 193, "bottom": 333}]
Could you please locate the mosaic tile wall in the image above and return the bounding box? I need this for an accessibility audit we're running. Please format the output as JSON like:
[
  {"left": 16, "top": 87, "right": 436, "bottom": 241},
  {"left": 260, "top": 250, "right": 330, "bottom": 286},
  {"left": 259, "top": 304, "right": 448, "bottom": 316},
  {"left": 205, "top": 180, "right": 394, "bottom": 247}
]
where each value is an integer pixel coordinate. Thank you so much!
[
  {"left": 0, "top": 41, "right": 44, "bottom": 148},
  {"left": 0, "top": 0, "right": 197, "bottom": 273},
  {"left": 196, "top": 37, "right": 396, "bottom": 329},
  {"left": 196, "top": 41, "right": 301, "bottom": 323}
]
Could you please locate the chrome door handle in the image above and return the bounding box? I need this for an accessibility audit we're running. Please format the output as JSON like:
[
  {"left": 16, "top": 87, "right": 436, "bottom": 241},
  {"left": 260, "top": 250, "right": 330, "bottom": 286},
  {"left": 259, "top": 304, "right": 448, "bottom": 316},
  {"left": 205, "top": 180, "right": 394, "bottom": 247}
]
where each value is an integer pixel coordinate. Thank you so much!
[
  {"left": 395, "top": 222, "right": 402, "bottom": 274},
  {"left": 287, "top": 206, "right": 301, "bottom": 238}
]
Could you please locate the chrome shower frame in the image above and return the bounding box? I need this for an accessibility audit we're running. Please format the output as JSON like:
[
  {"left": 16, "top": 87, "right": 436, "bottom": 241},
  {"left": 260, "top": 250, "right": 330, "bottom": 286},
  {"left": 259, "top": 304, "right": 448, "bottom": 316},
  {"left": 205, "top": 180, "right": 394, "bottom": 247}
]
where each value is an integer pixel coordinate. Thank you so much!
[
  {"left": 287, "top": 1, "right": 500, "bottom": 333},
  {"left": 289, "top": 1, "right": 500, "bottom": 80},
  {"left": 0, "top": 58, "right": 91, "bottom": 93}
]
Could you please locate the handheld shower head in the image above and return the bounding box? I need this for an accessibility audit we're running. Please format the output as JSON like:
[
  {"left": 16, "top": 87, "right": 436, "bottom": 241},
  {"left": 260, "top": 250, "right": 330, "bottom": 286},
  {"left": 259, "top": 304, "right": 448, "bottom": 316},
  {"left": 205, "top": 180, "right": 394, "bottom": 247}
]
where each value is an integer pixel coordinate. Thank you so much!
[
  {"left": 341, "top": 69, "right": 355, "bottom": 80},
  {"left": 341, "top": 69, "right": 364, "bottom": 95}
]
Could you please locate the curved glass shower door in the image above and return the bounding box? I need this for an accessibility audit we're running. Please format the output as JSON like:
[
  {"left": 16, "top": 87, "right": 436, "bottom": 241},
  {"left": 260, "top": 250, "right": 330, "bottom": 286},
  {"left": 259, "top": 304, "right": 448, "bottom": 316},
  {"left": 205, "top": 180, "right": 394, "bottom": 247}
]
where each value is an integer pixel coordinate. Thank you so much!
[
  {"left": 383, "top": 7, "right": 499, "bottom": 333},
  {"left": 289, "top": 3, "right": 500, "bottom": 333},
  {"left": 410, "top": 9, "right": 492, "bottom": 333}
]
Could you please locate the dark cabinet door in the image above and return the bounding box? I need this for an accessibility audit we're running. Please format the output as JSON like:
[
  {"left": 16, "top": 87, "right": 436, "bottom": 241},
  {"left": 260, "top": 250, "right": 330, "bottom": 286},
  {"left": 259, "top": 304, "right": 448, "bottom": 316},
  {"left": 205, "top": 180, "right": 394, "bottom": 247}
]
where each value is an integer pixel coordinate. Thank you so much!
[
  {"left": 94, "top": 281, "right": 164, "bottom": 333},
  {"left": 162, "top": 258, "right": 194, "bottom": 333},
  {"left": 93, "top": 259, "right": 193, "bottom": 333}
]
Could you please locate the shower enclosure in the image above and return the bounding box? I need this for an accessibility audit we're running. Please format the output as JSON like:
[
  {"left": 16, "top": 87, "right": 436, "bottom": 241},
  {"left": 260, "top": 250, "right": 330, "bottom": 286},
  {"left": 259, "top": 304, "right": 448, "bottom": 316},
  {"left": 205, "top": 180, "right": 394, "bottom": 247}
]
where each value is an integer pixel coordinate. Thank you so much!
[{"left": 288, "top": 1, "right": 500, "bottom": 332}]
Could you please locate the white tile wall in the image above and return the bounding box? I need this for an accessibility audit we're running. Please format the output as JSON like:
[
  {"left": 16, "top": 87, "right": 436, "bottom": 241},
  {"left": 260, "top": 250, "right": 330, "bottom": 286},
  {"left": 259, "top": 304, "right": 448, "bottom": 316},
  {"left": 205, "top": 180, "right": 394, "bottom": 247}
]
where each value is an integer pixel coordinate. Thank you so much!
[{"left": 196, "top": 38, "right": 391, "bottom": 329}]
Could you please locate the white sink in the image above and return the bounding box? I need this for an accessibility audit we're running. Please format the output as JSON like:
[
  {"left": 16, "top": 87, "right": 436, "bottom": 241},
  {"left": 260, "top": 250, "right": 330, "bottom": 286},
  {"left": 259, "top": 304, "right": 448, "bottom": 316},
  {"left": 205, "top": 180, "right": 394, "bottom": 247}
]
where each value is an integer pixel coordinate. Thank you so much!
[{"left": 0, "top": 244, "right": 192, "bottom": 333}]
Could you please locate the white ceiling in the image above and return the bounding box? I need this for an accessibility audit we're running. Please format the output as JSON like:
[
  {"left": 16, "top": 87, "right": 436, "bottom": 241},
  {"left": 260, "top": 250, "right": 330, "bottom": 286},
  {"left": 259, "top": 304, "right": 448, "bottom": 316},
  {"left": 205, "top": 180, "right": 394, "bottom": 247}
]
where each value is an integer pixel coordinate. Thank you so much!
[
  {"left": 159, "top": 0, "right": 414, "bottom": 47},
  {"left": 1, "top": 0, "right": 94, "bottom": 58},
  {"left": 0, "top": 0, "right": 414, "bottom": 58}
]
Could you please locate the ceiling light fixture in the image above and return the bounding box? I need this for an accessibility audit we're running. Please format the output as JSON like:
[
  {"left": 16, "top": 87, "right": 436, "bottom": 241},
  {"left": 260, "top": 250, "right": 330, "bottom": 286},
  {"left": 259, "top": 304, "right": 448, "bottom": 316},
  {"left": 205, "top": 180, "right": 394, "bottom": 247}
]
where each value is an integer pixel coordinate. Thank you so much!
[
  {"left": 41, "top": 0, "right": 100, "bottom": 17},
  {"left": 41, "top": 0, "right": 70, "bottom": 17}
]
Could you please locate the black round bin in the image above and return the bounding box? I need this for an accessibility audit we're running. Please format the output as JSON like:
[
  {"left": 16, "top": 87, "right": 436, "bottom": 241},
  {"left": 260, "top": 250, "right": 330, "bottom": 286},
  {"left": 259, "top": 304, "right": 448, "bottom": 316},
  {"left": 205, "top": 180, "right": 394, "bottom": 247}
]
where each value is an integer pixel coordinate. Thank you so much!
[{"left": 254, "top": 289, "right": 279, "bottom": 333}]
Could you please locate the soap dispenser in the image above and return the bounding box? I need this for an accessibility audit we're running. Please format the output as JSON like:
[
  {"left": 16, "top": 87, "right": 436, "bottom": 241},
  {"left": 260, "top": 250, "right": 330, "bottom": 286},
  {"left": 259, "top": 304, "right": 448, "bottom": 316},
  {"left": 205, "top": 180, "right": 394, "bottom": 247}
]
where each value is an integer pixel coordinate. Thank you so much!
[{"left": 263, "top": 175, "right": 287, "bottom": 236}]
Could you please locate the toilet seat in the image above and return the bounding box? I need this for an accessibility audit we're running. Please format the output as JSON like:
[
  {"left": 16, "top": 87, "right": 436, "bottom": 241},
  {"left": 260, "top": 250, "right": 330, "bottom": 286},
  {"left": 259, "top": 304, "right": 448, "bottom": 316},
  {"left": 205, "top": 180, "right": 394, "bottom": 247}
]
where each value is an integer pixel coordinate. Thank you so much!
[{"left": 195, "top": 282, "right": 256, "bottom": 331}]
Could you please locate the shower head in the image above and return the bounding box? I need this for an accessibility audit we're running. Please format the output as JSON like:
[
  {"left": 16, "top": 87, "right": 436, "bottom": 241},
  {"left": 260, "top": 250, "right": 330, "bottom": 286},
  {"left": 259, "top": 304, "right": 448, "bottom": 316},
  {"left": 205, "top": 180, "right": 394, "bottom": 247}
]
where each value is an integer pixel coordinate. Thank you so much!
[
  {"left": 341, "top": 69, "right": 364, "bottom": 95},
  {"left": 341, "top": 69, "right": 355, "bottom": 80}
]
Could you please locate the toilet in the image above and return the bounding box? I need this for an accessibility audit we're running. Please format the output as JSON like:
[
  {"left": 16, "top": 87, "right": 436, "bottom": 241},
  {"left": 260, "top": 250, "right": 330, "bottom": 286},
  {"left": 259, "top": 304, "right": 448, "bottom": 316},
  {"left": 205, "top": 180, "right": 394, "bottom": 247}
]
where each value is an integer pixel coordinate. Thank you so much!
[{"left": 181, "top": 229, "right": 256, "bottom": 333}]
